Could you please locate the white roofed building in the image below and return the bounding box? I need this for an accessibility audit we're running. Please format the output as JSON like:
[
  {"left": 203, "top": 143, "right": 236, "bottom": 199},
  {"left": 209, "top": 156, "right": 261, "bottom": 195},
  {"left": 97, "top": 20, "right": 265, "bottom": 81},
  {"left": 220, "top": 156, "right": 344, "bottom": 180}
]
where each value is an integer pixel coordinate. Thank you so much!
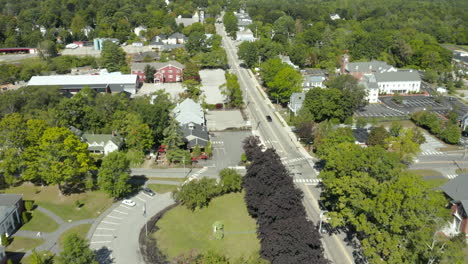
[
  {"left": 28, "top": 74, "right": 140, "bottom": 95},
  {"left": 173, "top": 98, "right": 205, "bottom": 126}
]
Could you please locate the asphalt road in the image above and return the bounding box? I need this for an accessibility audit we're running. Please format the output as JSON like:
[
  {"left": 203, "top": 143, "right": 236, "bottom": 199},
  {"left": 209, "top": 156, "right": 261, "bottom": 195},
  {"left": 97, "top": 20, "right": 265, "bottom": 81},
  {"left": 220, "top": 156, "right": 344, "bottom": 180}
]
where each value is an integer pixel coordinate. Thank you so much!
[{"left": 217, "top": 22, "right": 355, "bottom": 264}]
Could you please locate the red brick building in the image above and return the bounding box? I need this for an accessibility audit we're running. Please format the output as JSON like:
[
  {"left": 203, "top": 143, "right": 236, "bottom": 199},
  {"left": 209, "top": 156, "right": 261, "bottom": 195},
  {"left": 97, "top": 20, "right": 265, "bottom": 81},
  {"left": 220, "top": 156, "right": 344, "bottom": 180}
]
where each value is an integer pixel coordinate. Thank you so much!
[
  {"left": 131, "top": 61, "right": 185, "bottom": 83},
  {"left": 440, "top": 176, "right": 468, "bottom": 242}
]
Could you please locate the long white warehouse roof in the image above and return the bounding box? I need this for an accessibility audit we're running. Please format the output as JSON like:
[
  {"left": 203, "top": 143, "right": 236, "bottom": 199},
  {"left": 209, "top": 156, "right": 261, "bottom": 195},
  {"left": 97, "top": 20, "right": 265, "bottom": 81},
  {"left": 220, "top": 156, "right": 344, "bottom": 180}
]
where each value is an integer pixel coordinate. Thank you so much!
[{"left": 28, "top": 74, "right": 138, "bottom": 86}]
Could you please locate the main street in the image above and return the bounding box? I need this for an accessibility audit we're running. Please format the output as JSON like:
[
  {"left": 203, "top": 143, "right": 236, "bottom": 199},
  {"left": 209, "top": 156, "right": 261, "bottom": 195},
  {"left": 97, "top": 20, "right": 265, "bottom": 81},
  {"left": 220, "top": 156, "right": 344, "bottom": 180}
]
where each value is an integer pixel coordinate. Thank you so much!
[{"left": 216, "top": 23, "right": 356, "bottom": 263}]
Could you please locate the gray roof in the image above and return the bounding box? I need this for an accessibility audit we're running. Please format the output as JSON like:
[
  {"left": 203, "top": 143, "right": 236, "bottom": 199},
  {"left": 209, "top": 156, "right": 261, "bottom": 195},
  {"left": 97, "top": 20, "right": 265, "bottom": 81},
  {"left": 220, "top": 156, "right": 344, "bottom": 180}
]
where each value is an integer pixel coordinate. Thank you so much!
[
  {"left": 131, "top": 61, "right": 185, "bottom": 71},
  {"left": 374, "top": 70, "right": 421, "bottom": 82},
  {"left": 81, "top": 134, "right": 124, "bottom": 150},
  {"left": 132, "top": 51, "right": 160, "bottom": 62},
  {"left": 0, "top": 194, "right": 22, "bottom": 207},
  {"left": 169, "top": 32, "right": 186, "bottom": 39},
  {"left": 160, "top": 44, "right": 185, "bottom": 51},
  {"left": 301, "top": 69, "right": 327, "bottom": 75},
  {"left": 441, "top": 175, "right": 468, "bottom": 202},
  {"left": 307, "top": 75, "right": 326, "bottom": 83},
  {"left": 360, "top": 74, "right": 379, "bottom": 90},
  {"left": 181, "top": 122, "right": 209, "bottom": 148},
  {"left": 238, "top": 20, "right": 251, "bottom": 26},
  {"left": 352, "top": 128, "right": 369, "bottom": 143},
  {"left": 346, "top": 60, "right": 394, "bottom": 73},
  {"left": 289, "top": 92, "right": 305, "bottom": 114},
  {"left": 173, "top": 98, "right": 205, "bottom": 125}
]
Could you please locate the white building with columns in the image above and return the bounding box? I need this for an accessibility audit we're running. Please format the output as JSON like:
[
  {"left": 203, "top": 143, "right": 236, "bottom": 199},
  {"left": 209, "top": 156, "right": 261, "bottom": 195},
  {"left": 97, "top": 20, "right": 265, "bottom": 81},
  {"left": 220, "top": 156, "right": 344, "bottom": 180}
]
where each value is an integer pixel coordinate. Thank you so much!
[
  {"left": 0, "top": 194, "right": 23, "bottom": 243},
  {"left": 375, "top": 70, "right": 421, "bottom": 95}
]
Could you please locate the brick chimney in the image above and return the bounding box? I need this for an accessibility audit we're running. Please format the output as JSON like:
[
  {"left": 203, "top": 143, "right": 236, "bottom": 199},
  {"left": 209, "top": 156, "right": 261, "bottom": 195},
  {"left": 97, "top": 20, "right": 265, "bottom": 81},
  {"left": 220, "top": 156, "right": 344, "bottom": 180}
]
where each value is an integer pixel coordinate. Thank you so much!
[{"left": 341, "top": 51, "right": 350, "bottom": 75}]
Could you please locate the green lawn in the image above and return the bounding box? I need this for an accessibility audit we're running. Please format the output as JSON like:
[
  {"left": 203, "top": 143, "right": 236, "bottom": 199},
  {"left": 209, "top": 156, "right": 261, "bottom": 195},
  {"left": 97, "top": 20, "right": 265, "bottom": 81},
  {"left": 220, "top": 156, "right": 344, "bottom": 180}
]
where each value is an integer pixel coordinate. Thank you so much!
[
  {"left": 147, "top": 177, "right": 186, "bottom": 182},
  {"left": 21, "top": 210, "right": 59, "bottom": 233},
  {"left": 148, "top": 184, "right": 179, "bottom": 194},
  {"left": 58, "top": 224, "right": 92, "bottom": 247},
  {"left": 4, "top": 183, "right": 114, "bottom": 221},
  {"left": 154, "top": 192, "right": 260, "bottom": 260},
  {"left": 410, "top": 169, "right": 443, "bottom": 177},
  {"left": 20, "top": 251, "right": 54, "bottom": 264},
  {"left": 5, "top": 237, "right": 44, "bottom": 252}
]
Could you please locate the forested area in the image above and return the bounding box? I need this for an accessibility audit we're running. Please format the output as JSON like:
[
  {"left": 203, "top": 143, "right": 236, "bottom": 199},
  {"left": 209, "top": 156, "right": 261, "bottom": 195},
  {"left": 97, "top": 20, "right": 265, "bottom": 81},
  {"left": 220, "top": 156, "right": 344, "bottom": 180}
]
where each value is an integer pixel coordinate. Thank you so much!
[
  {"left": 242, "top": 136, "right": 326, "bottom": 264},
  {"left": 0, "top": 86, "right": 175, "bottom": 195},
  {"left": 239, "top": 0, "right": 466, "bottom": 73}
]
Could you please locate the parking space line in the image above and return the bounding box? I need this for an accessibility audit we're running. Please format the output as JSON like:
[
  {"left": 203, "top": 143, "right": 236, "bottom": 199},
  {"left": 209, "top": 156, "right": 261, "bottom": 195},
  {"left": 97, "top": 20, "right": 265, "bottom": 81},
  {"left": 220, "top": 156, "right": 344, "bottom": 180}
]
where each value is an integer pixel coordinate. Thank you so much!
[
  {"left": 120, "top": 204, "right": 131, "bottom": 209},
  {"left": 136, "top": 196, "right": 146, "bottom": 202},
  {"left": 102, "top": 221, "right": 119, "bottom": 225},
  {"left": 94, "top": 234, "right": 113, "bottom": 237},
  {"left": 91, "top": 241, "right": 112, "bottom": 244},
  {"left": 106, "top": 215, "right": 123, "bottom": 220},
  {"left": 97, "top": 227, "right": 115, "bottom": 231},
  {"left": 113, "top": 210, "right": 128, "bottom": 215}
]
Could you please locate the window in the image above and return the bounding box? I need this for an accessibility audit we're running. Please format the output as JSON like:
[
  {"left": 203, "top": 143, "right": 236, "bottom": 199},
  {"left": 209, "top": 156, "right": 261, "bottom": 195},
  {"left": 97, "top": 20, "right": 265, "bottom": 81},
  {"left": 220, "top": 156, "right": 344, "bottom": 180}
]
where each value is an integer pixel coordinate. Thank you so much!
[
  {"left": 169, "top": 70, "right": 173, "bottom": 73},
  {"left": 169, "top": 75, "right": 173, "bottom": 78},
  {"left": 161, "top": 70, "right": 165, "bottom": 73}
]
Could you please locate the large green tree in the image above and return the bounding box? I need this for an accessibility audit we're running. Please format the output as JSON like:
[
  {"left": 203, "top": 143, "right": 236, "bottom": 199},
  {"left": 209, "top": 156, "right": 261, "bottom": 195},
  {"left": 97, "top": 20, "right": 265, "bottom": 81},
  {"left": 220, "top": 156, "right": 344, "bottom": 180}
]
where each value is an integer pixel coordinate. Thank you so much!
[
  {"left": 56, "top": 233, "right": 98, "bottom": 264},
  {"left": 97, "top": 151, "right": 131, "bottom": 198},
  {"left": 266, "top": 66, "right": 302, "bottom": 104},
  {"left": 100, "top": 41, "right": 128, "bottom": 72}
]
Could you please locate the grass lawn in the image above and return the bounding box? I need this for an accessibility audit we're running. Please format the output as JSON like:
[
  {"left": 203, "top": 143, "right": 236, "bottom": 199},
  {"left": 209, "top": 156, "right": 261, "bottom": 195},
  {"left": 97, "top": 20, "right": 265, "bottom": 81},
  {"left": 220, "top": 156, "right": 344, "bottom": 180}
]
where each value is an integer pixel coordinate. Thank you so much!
[
  {"left": 21, "top": 210, "right": 59, "bottom": 233},
  {"left": 154, "top": 192, "right": 260, "bottom": 260},
  {"left": 410, "top": 169, "right": 443, "bottom": 177},
  {"left": 455, "top": 168, "right": 468, "bottom": 174},
  {"left": 20, "top": 251, "right": 54, "bottom": 264},
  {"left": 4, "top": 183, "right": 114, "bottom": 221},
  {"left": 58, "top": 224, "right": 92, "bottom": 247},
  {"left": 147, "top": 177, "right": 186, "bottom": 182},
  {"left": 148, "top": 184, "right": 179, "bottom": 194},
  {"left": 5, "top": 237, "right": 44, "bottom": 253},
  {"left": 464, "top": 245, "right": 468, "bottom": 264}
]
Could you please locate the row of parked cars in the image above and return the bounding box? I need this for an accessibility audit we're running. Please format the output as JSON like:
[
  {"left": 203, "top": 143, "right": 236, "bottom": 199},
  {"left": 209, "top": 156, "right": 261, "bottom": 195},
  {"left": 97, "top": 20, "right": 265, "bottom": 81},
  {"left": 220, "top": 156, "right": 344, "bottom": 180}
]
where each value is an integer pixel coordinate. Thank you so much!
[{"left": 121, "top": 187, "right": 156, "bottom": 207}]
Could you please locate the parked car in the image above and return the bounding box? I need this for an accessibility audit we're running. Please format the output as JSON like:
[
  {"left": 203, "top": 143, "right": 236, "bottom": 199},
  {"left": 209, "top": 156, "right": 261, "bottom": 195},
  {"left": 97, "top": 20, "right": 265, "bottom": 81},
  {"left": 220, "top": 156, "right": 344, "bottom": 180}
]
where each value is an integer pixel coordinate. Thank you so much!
[
  {"left": 142, "top": 188, "right": 155, "bottom": 196},
  {"left": 122, "top": 199, "right": 136, "bottom": 207},
  {"left": 266, "top": 115, "right": 273, "bottom": 122}
]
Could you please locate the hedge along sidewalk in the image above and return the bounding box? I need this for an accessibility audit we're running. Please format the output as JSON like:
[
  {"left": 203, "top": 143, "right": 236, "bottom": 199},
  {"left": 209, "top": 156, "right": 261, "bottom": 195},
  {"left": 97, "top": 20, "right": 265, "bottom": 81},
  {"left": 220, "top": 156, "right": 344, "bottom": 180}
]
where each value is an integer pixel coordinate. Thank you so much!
[{"left": 12, "top": 205, "right": 95, "bottom": 257}]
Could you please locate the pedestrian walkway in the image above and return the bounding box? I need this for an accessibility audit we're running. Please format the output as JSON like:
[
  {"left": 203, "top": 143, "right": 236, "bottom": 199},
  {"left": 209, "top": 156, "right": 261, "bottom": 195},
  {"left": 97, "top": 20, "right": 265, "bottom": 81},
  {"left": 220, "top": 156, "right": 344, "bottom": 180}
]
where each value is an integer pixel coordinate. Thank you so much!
[
  {"left": 293, "top": 178, "right": 321, "bottom": 184},
  {"left": 186, "top": 167, "right": 208, "bottom": 182},
  {"left": 420, "top": 150, "right": 444, "bottom": 156},
  {"left": 12, "top": 206, "right": 95, "bottom": 256},
  {"left": 447, "top": 174, "right": 458, "bottom": 179}
]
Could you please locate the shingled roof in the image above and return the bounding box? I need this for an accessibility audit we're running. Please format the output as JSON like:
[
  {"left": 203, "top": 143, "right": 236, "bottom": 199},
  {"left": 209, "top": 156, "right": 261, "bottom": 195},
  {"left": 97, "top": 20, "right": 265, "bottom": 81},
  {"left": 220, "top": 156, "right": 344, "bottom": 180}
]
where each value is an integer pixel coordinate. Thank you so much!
[{"left": 131, "top": 61, "right": 185, "bottom": 71}]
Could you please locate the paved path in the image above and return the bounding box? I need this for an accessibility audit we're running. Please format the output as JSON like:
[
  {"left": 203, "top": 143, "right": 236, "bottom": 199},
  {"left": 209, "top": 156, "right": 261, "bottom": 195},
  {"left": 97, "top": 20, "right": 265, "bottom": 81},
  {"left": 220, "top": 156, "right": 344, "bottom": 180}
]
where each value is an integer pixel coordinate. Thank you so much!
[
  {"left": 12, "top": 206, "right": 95, "bottom": 256},
  {"left": 146, "top": 180, "right": 182, "bottom": 185},
  {"left": 89, "top": 191, "right": 175, "bottom": 264}
]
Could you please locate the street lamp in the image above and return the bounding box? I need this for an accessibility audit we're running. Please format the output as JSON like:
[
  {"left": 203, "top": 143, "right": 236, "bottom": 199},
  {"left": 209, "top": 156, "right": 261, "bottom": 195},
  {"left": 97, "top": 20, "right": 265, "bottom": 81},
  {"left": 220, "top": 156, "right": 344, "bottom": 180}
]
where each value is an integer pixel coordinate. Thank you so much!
[{"left": 319, "top": 210, "right": 328, "bottom": 234}]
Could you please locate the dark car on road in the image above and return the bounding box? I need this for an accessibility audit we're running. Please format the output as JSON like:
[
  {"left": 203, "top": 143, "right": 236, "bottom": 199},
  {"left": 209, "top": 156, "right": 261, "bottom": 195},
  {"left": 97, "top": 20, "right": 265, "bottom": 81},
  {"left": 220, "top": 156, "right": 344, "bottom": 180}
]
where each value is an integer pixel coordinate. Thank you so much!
[
  {"left": 142, "top": 187, "right": 156, "bottom": 196},
  {"left": 266, "top": 115, "right": 273, "bottom": 122}
]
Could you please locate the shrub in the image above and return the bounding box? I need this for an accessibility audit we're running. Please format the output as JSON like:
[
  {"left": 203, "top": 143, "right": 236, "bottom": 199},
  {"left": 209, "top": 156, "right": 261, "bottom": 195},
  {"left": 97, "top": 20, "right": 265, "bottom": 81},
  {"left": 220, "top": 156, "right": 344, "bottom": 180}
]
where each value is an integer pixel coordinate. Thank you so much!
[
  {"left": 22, "top": 211, "right": 30, "bottom": 224},
  {"left": 74, "top": 200, "right": 84, "bottom": 208},
  {"left": 24, "top": 200, "right": 34, "bottom": 211},
  {"left": 1, "top": 233, "right": 9, "bottom": 246},
  {"left": 173, "top": 178, "right": 220, "bottom": 210}
]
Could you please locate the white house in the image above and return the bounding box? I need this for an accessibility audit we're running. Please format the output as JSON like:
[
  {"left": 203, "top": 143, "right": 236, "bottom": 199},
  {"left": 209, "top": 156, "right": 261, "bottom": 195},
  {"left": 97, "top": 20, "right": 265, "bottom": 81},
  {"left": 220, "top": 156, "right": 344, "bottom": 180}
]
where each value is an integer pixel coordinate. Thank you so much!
[
  {"left": 81, "top": 133, "right": 124, "bottom": 155},
  {"left": 236, "top": 29, "right": 255, "bottom": 42},
  {"left": 360, "top": 74, "right": 379, "bottom": 103},
  {"left": 0, "top": 194, "right": 23, "bottom": 244},
  {"left": 167, "top": 32, "right": 186, "bottom": 44},
  {"left": 303, "top": 75, "right": 326, "bottom": 91},
  {"left": 279, "top": 55, "right": 299, "bottom": 70},
  {"left": 134, "top": 25, "right": 147, "bottom": 37},
  {"left": 288, "top": 92, "right": 306, "bottom": 115},
  {"left": 375, "top": 70, "right": 421, "bottom": 94},
  {"left": 330, "top": 14, "right": 341, "bottom": 20},
  {"left": 132, "top": 41, "right": 144, "bottom": 47}
]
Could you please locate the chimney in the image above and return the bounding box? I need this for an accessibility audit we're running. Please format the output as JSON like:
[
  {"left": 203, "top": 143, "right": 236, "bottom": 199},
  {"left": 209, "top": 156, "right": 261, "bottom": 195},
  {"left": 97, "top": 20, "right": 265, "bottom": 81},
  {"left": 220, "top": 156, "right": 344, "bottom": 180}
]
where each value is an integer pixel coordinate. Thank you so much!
[
  {"left": 340, "top": 52, "right": 349, "bottom": 74},
  {"left": 112, "top": 131, "right": 115, "bottom": 136}
]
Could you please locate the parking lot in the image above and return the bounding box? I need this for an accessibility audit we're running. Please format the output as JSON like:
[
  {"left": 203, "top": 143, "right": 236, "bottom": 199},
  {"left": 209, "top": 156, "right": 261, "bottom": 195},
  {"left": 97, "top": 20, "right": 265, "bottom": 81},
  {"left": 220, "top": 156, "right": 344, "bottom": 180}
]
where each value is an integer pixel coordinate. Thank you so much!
[
  {"left": 90, "top": 191, "right": 175, "bottom": 264},
  {"left": 206, "top": 110, "right": 247, "bottom": 131},
  {"left": 201, "top": 131, "right": 251, "bottom": 170},
  {"left": 355, "top": 104, "right": 406, "bottom": 117},
  {"left": 200, "top": 69, "right": 226, "bottom": 104}
]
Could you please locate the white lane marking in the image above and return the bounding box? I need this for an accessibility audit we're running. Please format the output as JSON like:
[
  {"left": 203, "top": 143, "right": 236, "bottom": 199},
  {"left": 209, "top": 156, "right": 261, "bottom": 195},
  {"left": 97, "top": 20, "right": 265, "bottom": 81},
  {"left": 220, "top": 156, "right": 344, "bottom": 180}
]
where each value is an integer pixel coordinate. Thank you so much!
[
  {"left": 136, "top": 196, "right": 146, "bottom": 202},
  {"left": 97, "top": 227, "right": 115, "bottom": 231},
  {"left": 91, "top": 241, "right": 112, "bottom": 244},
  {"left": 120, "top": 204, "right": 131, "bottom": 209},
  {"left": 142, "top": 193, "right": 154, "bottom": 199},
  {"left": 113, "top": 210, "right": 128, "bottom": 215},
  {"left": 101, "top": 221, "right": 119, "bottom": 225},
  {"left": 94, "top": 234, "right": 113, "bottom": 237}
]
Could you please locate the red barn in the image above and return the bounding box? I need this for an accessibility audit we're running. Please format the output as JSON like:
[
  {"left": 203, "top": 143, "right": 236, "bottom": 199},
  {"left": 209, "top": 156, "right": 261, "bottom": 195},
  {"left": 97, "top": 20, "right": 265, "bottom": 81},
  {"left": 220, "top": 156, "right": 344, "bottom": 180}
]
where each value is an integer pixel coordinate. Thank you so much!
[{"left": 131, "top": 61, "right": 185, "bottom": 83}]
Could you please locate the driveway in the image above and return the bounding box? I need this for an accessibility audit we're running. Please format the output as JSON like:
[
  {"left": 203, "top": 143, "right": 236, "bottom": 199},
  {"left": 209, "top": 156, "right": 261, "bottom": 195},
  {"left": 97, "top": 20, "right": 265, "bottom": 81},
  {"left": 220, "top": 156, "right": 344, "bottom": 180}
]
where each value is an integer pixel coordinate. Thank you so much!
[{"left": 88, "top": 191, "right": 175, "bottom": 264}]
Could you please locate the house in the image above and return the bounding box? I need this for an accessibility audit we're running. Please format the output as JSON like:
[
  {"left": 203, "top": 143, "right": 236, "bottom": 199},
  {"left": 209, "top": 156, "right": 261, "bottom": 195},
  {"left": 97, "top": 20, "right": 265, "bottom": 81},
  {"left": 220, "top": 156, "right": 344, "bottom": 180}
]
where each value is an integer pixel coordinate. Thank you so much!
[
  {"left": 175, "top": 11, "right": 204, "bottom": 27},
  {"left": 181, "top": 122, "right": 209, "bottom": 149},
  {"left": 83, "top": 26, "right": 93, "bottom": 37},
  {"left": 173, "top": 98, "right": 205, "bottom": 126},
  {"left": 288, "top": 92, "right": 305, "bottom": 116},
  {"left": 302, "top": 74, "right": 326, "bottom": 90},
  {"left": 132, "top": 41, "right": 144, "bottom": 47},
  {"left": 352, "top": 128, "right": 369, "bottom": 146},
  {"left": 375, "top": 70, "right": 421, "bottom": 94},
  {"left": 440, "top": 175, "right": 468, "bottom": 241},
  {"left": 134, "top": 25, "right": 147, "bottom": 37},
  {"left": 167, "top": 32, "right": 187, "bottom": 45},
  {"left": 0, "top": 194, "right": 23, "bottom": 244},
  {"left": 452, "top": 50, "right": 468, "bottom": 74},
  {"left": 81, "top": 133, "right": 124, "bottom": 155},
  {"left": 236, "top": 29, "right": 255, "bottom": 42},
  {"left": 235, "top": 10, "right": 252, "bottom": 31},
  {"left": 340, "top": 54, "right": 397, "bottom": 81},
  {"left": 132, "top": 51, "right": 160, "bottom": 62},
  {"left": 279, "top": 55, "right": 299, "bottom": 70},
  {"left": 0, "top": 246, "right": 6, "bottom": 264},
  {"left": 28, "top": 74, "right": 140, "bottom": 95},
  {"left": 330, "top": 14, "right": 341, "bottom": 20},
  {"left": 360, "top": 74, "right": 380, "bottom": 103},
  {"left": 131, "top": 61, "right": 185, "bottom": 83}
]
